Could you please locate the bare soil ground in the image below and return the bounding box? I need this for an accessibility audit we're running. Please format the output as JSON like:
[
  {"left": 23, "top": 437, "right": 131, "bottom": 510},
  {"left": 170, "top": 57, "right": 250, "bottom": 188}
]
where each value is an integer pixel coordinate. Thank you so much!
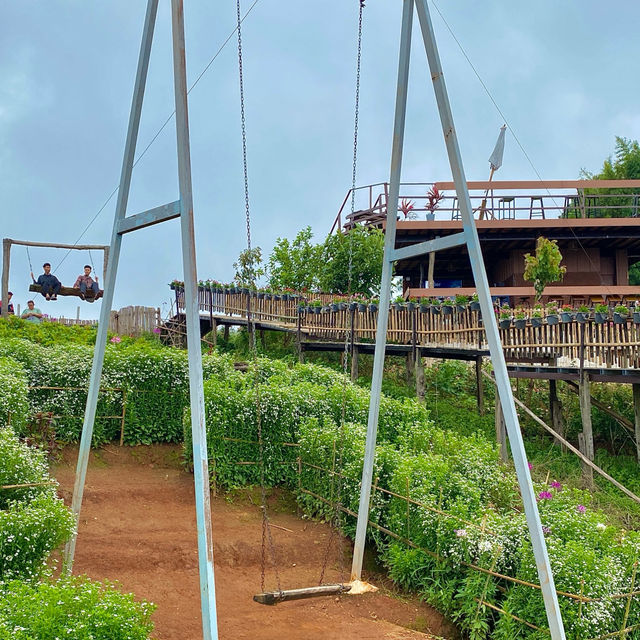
[{"left": 53, "top": 445, "right": 458, "bottom": 640}]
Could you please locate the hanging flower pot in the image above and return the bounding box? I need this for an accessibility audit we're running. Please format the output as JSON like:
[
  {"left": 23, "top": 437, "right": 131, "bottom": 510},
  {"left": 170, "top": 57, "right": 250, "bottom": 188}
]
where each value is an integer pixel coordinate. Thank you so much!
[
  {"left": 330, "top": 303, "right": 339, "bottom": 312},
  {"left": 514, "top": 318, "right": 527, "bottom": 330},
  {"left": 338, "top": 302, "right": 347, "bottom": 311},
  {"left": 470, "top": 301, "right": 481, "bottom": 311},
  {"left": 531, "top": 316, "right": 543, "bottom": 328},
  {"left": 419, "top": 303, "right": 429, "bottom": 313},
  {"left": 560, "top": 311, "right": 574, "bottom": 323},
  {"left": 455, "top": 304, "right": 466, "bottom": 313},
  {"left": 633, "top": 311, "right": 640, "bottom": 324},
  {"left": 406, "top": 302, "right": 416, "bottom": 311},
  {"left": 546, "top": 314, "right": 559, "bottom": 326},
  {"left": 257, "top": 292, "right": 265, "bottom": 300},
  {"left": 392, "top": 302, "right": 405, "bottom": 311},
  {"left": 575, "top": 312, "right": 590, "bottom": 323},
  {"left": 613, "top": 312, "right": 628, "bottom": 324},
  {"left": 430, "top": 304, "right": 441, "bottom": 315},
  {"left": 349, "top": 301, "right": 358, "bottom": 312},
  {"left": 499, "top": 318, "right": 511, "bottom": 330},
  {"left": 357, "top": 302, "right": 367, "bottom": 312},
  {"left": 368, "top": 303, "right": 379, "bottom": 312},
  {"left": 441, "top": 303, "right": 454, "bottom": 315},
  {"left": 594, "top": 312, "right": 607, "bottom": 324}
]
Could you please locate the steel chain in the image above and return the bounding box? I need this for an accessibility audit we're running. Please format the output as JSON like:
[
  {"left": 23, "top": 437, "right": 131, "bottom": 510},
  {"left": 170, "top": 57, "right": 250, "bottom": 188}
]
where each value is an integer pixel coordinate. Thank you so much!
[{"left": 236, "top": 0, "right": 281, "bottom": 594}]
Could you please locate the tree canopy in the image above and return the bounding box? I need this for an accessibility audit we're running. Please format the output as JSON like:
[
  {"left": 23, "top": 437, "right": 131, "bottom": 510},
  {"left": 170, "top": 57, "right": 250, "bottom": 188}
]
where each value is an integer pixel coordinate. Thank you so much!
[{"left": 523, "top": 236, "right": 566, "bottom": 301}]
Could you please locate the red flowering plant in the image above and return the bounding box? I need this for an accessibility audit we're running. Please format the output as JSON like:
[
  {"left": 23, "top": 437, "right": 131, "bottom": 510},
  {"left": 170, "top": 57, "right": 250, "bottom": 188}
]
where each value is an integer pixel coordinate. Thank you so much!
[
  {"left": 399, "top": 198, "right": 415, "bottom": 219},
  {"left": 425, "top": 185, "right": 445, "bottom": 219}
]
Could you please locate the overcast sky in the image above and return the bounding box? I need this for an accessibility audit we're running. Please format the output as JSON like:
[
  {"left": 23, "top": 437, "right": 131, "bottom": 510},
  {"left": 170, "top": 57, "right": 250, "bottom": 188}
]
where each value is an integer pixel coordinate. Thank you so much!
[{"left": 2, "top": 1, "right": 639, "bottom": 320}]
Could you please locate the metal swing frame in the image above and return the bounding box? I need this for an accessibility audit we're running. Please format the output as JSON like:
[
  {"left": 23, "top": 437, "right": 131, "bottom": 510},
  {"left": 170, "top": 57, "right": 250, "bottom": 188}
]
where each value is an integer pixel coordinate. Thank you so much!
[
  {"left": 61, "top": 1, "right": 218, "bottom": 639},
  {"left": 1, "top": 238, "right": 109, "bottom": 315},
  {"left": 349, "top": 1, "right": 567, "bottom": 638}
]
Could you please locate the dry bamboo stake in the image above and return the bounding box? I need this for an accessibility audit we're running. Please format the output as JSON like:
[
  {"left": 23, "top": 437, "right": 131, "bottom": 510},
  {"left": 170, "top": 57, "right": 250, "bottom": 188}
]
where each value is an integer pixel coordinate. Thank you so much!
[
  {"left": 619, "top": 560, "right": 638, "bottom": 638},
  {"left": 473, "top": 598, "right": 550, "bottom": 633},
  {"left": 482, "top": 371, "right": 640, "bottom": 506},
  {"left": 0, "top": 481, "right": 57, "bottom": 490}
]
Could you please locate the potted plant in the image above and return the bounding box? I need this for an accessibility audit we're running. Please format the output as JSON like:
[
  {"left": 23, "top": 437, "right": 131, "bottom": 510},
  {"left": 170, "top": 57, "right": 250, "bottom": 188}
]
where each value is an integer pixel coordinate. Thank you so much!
[
  {"left": 393, "top": 295, "right": 406, "bottom": 311},
  {"left": 331, "top": 298, "right": 341, "bottom": 312},
  {"left": 545, "top": 303, "right": 559, "bottom": 326},
  {"left": 455, "top": 294, "right": 468, "bottom": 313},
  {"left": 575, "top": 305, "right": 590, "bottom": 323},
  {"left": 531, "top": 308, "right": 543, "bottom": 328},
  {"left": 633, "top": 303, "right": 640, "bottom": 324},
  {"left": 560, "top": 305, "right": 574, "bottom": 323},
  {"left": 469, "top": 293, "right": 481, "bottom": 312},
  {"left": 297, "top": 300, "right": 306, "bottom": 313},
  {"left": 310, "top": 299, "right": 323, "bottom": 314},
  {"left": 368, "top": 298, "right": 379, "bottom": 312},
  {"left": 499, "top": 306, "right": 512, "bottom": 329},
  {"left": 614, "top": 304, "right": 629, "bottom": 324},
  {"left": 594, "top": 303, "right": 609, "bottom": 324},
  {"left": 355, "top": 296, "right": 367, "bottom": 312},
  {"left": 407, "top": 297, "right": 418, "bottom": 311},
  {"left": 514, "top": 308, "right": 527, "bottom": 330},
  {"left": 441, "top": 299, "right": 454, "bottom": 315},
  {"left": 430, "top": 298, "right": 441, "bottom": 314}
]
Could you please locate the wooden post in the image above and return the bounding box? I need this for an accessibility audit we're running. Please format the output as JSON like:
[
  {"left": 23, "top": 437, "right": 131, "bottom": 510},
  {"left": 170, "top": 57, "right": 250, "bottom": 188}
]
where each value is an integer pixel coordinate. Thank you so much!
[
  {"left": 578, "top": 371, "right": 594, "bottom": 486},
  {"left": 211, "top": 318, "right": 217, "bottom": 348},
  {"left": 405, "top": 351, "right": 415, "bottom": 385},
  {"left": 1, "top": 239, "right": 11, "bottom": 319},
  {"left": 351, "top": 346, "right": 359, "bottom": 382},
  {"left": 549, "top": 379, "right": 565, "bottom": 451},
  {"left": 427, "top": 250, "right": 435, "bottom": 289},
  {"left": 633, "top": 384, "right": 640, "bottom": 463},
  {"left": 494, "top": 395, "right": 508, "bottom": 462},
  {"left": 415, "top": 352, "right": 425, "bottom": 403},
  {"left": 223, "top": 325, "right": 229, "bottom": 341},
  {"left": 475, "top": 355, "right": 484, "bottom": 414}
]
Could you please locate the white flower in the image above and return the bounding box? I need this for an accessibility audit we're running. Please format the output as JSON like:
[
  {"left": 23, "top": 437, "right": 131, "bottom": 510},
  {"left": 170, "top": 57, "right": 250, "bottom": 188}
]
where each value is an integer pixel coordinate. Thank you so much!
[
  {"left": 596, "top": 523, "right": 606, "bottom": 531},
  {"left": 455, "top": 528, "right": 467, "bottom": 537}
]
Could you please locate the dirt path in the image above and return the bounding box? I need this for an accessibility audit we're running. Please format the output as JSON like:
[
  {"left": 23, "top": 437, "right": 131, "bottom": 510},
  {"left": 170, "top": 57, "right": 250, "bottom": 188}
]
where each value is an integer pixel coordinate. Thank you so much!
[{"left": 54, "top": 445, "right": 457, "bottom": 640}]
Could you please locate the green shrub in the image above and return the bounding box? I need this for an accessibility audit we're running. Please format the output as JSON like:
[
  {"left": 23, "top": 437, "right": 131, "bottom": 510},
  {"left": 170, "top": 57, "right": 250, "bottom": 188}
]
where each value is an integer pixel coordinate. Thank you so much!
[
  {"left": 0, "top": 576, "right": 154, "bottom": 640},
  {"left": 0, "top": 358, "right": 29, "bottom": 432},
  {"left": 0, "top": 427, "right": 75, "bottom": 581}
]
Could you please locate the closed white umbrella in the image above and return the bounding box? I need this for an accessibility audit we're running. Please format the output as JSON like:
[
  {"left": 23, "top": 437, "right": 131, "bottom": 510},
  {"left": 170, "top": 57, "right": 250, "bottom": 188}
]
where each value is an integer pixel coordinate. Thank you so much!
[{"left": 478, "top": 125, "right": 507, "bottom": 219}]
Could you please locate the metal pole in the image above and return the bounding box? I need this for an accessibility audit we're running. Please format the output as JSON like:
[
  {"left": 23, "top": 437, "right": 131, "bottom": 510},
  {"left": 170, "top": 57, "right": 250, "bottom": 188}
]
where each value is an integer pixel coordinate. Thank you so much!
[
  {"left": 413, "top": 1, "right": 565, "bottom": 637},
  {"left": 63, "top": 0, "right": 159, "bottom": 572},
  {"left": 1, "top": 239, "right": 10, "bottom": 319},
  {"left": 350, "top": 0, "right": 413, "bottom": 582},
  {"left": 171, "top": 1, "right": 218, "bottom": 638}
]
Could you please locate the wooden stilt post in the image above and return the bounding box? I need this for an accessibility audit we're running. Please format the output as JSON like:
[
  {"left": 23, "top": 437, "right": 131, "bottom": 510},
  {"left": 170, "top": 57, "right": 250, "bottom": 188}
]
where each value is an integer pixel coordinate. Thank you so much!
[
  {"left": 1, "top": 239, "right": 11, "bottom": 319},
  {"left": 633, "top": 383, "right": 640, "bottom": 464},
  {"left": 211, "top": 318, "right": 217, "bottom": 349},
  {"left": 415, "top": 351, "right": 425, "bottom": 403},
  {"left": 351, "top": 346, "right": 359, "bottom": 382},
  {"left": 495, "top": 395, "right": 508, "bottom": 463},
  {"left": 475, "top": 355, "right": 484, "bottom": 415},
  {"left": 578, "top": 371, "right": 594, "bottom": 486},
  {"left": 549, "top": 379, "right": 565, "bottom": 451},
  {"left": 405, "top": 351, "right": 415, "bottom": 385},
  {"left": 223, "top": 325, "right": 229, "bottom": 341}
]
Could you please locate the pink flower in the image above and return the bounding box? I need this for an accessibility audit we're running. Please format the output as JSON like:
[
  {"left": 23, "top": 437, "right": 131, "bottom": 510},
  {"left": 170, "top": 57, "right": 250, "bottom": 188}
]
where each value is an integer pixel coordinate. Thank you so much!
[
  {"left": 576, "top": 504, "right": 586, "bottom": 514},
  {"left": 537, "top": 491, "right": 553, "bottom": 501},
  {"left": 110, "top": 336, "right": 121, "bottom": 344},
  {"left": 542, "top": 526, "right": 551, "bottom": 535},
  {"left": 528, "top": 462, "right": 533, "bottom": 470},
  {"left": 153, "top": 327, "right": 161, "bottom": 334},
  {"left": 454, "top": 529, "right": 467, "bottom": 538},
  {"left": 549, "top": 481, "right": 562, "bottom": 491}
]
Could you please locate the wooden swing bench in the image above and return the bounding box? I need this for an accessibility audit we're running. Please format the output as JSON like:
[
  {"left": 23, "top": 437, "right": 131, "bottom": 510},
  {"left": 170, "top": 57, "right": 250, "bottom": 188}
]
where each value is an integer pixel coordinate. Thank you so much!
[
  {"left": 253, "top": 583, "right": 351, "bottom": 605},
  {"left": 29, "top": 284, "right": 104, "bottom": 301}
]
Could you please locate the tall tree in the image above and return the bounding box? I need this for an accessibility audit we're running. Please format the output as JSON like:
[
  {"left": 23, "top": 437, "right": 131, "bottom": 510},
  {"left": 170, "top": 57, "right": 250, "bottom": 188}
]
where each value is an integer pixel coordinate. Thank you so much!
[
  {"left": 267, "top": 226, "right": 322, "bottom": 292},
  {"left": 319, "top": 225, "right": 384, "bottom": 297}
]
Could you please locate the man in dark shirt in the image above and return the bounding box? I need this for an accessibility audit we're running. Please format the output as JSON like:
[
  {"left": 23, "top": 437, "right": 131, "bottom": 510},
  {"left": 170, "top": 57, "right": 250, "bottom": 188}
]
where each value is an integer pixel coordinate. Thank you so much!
[
  {"left": 31, "top": 263, "right": 62, "bottom": 301},
  {"left": 0, "top": 291, "right": 15, "bottom": 315}
]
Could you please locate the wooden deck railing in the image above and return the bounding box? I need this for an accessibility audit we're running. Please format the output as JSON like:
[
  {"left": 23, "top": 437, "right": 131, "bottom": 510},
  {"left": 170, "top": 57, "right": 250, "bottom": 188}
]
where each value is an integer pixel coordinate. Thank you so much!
[{"left": 175, "top": 289, "right": 640, "bottom": 370}]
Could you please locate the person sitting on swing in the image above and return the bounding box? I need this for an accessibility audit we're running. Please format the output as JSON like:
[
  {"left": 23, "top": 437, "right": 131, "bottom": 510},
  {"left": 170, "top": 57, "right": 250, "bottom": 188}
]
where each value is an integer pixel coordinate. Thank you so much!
[
  {"left": 31, "top": 263, "right": 61, "bottom": 301},
  {"left": 73, "top": 265, "right": 99, "bottom": 301}
]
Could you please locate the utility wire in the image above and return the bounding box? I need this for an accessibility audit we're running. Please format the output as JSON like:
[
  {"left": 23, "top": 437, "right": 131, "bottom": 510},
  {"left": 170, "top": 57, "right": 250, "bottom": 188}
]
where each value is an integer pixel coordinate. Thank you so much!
[
  {"left": 431, "top": 0, "right": 613, "bottom": 295},
  {"left": 54, "top": 0, "right": 261, "bottom": 272}
]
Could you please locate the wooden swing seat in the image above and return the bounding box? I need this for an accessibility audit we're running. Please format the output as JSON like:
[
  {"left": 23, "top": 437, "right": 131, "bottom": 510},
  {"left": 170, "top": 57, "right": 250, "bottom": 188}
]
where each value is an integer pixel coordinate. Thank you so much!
[
  {"left": 253, "top": 583, "right": 351, "bottom": 605},
  {"left": 29, "top": 284, "right": 103, "bottom": 301}
]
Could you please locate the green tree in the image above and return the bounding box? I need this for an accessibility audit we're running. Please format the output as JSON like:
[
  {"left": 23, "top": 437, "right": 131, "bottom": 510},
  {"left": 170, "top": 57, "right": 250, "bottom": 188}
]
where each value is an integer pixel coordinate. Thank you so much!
[
  {"left": 267, "top": 226, "right": 322, "bottom": 291},
  {"left": 579, "top": 136, "right": 640, "bottom": 218},
  {"left": 523, "top": 236, "right": 566, "bottom": 301},
  {"left": 319, "top": 225, "right": 384, "bottom": 296},
  {"left": 233, "top": 246, "right": 264, "bottom": 288}
]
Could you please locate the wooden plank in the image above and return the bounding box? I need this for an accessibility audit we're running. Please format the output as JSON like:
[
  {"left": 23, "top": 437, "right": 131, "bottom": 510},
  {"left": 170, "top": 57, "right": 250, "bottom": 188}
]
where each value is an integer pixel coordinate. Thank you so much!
[
  {"left": 433, "top": 179, "right": 640, "bottom": 191},
  {"left": 29, "top": 284, "right": 103, "bottom": 300},
  {"left": 253, "top": 584, "right": 351, "bottom": 605}
]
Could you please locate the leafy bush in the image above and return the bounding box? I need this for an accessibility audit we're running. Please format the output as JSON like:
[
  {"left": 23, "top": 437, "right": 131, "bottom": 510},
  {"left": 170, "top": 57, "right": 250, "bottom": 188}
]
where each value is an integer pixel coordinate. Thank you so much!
[
  {"left": 0, "top": 576, "right": 154, "bottom": 640},
  {"left": 0, "top": 357, "right": 29, "bottom": 432},
  {"left": 0, "top": 427, "right": 75, "bottom": 581}
]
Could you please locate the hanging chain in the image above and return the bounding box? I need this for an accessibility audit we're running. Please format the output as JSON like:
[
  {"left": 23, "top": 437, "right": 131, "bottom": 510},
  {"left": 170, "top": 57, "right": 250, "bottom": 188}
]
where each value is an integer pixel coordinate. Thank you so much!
[
  {"left": 236, "top": 0, "right": 281, "bottom": 595},
  {"left": 319, "top": 0, "right": 364, "bottom": 587}
]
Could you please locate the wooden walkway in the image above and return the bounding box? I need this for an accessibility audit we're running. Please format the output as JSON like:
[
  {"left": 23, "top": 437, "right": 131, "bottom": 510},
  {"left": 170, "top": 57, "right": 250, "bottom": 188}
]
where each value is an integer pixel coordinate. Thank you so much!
[{"left": 171, "top": 289, "right": 640, "bottom": 374}]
